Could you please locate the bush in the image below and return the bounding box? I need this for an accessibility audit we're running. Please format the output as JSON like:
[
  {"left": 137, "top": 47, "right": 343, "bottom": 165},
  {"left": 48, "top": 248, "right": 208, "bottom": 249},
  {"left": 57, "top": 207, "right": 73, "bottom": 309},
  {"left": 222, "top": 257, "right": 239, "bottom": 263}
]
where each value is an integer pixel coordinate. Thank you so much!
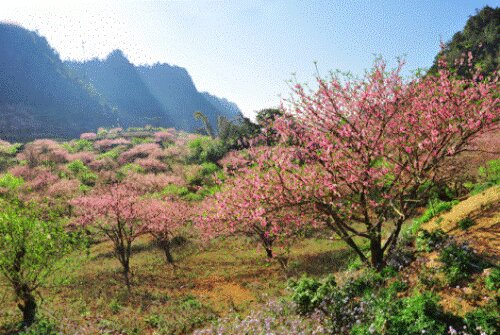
[
  {"left": 484, "top": 267, "right": 500, "bottom": 291},
  {"left": 439, "top": 241, "right": 484, "bottom": 285},
  {"left": 66, "top": 160, "right": 97, "bottom": 186},
  {"left": 288, "top": 275, "right": 336, "bottom": 314},
  {"left": 351, "top": 291, "right": 458, "bottom": 335},
  {"left": 457, "top": 217, "right": 475, "bottom": 230},
  {"left": 186, "top": 162, "right": 221, "bottom": 187},
  {"left": 63, "top": 139, "right": 93, "bottom": 153},
  {"left": 463, "top": 302, "right": 499, "bottom": 335},
  {"left": 188, "top": 137, "right": 227, "bottom": 164},
  {"left": 416, "top": 229, "right": 447, "bottom": 252},
  {"left": 18, "top": 318, "right": 60, "bottom": 335}
]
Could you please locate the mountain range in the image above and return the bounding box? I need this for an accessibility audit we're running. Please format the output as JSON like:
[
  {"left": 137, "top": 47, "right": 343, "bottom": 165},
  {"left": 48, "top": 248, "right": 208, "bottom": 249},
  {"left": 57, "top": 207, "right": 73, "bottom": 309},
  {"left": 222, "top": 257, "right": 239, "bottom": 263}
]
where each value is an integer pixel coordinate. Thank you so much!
[{"left": 0, "top": 23, "right": 242, "bottom": 142}]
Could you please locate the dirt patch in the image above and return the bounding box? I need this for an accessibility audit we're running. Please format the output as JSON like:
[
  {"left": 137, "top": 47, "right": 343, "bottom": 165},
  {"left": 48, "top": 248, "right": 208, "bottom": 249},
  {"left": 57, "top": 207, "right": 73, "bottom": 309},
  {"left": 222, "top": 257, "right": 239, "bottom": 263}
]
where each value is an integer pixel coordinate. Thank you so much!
[{"left": 191, "top": 276, "right": 256, "bottom": 313}]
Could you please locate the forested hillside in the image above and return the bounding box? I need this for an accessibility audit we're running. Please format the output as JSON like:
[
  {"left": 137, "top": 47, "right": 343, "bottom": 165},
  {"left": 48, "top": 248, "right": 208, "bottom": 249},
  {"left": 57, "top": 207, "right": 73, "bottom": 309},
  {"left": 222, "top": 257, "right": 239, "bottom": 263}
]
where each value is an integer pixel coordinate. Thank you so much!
[{"left": 0, "top": 24, "right": 242, "bottom": 142}]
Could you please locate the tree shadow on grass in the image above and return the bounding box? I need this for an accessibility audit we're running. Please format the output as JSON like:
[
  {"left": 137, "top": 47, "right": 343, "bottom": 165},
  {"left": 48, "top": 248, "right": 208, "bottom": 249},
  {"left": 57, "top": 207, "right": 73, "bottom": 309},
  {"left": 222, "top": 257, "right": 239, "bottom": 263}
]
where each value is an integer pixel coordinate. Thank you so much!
[{"left": 290, "top": 248, "right": 354, "bottom": 277}]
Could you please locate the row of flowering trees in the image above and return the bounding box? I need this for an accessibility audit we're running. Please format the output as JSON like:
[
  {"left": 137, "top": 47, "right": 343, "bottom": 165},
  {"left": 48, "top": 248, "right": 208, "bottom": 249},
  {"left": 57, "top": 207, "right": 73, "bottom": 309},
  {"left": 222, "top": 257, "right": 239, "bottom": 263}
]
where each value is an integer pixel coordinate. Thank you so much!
[
  {"left": 200, "top": 58, "right": 498, "bottom": 269},
  {"left": 71, "top": 182, "right": 193, "bottom": 290}
]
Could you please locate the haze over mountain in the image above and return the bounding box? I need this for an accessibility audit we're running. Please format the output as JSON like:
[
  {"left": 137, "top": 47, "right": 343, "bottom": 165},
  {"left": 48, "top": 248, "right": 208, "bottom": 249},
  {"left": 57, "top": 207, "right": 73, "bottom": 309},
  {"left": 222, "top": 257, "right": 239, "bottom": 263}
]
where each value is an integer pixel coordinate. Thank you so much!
[
  {"left": 0, "top": 23, "right": 114, "bottom": 141},
  {"left": 0, "top": 23, "right": 242, "bottom": 142}
]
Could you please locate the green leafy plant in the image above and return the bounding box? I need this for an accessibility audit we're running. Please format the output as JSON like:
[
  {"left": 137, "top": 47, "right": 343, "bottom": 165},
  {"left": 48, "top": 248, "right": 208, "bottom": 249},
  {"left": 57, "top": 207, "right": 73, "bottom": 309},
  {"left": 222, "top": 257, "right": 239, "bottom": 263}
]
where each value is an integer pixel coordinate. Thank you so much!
[
  {"left": 457, "top": 217, "right": 475, "bottom": 230},
  {"left": 484, "top": 267, "right": 500, "bottom": 291},
  {"left": 416, "top": 229, "right": 447, "bottom": 252},
  {"left": 413, "top": 199, "right": 459, "bottom": 227},
  {"left": 463, "top": 302, "right": 500, "bottom": 335},
  {"left": 288, "top": 275, "right": 336, "bottom": 314},
  {"left": 439, "top": 241, "right": 484, "bottom": 285},
  {"left": 0, "top": 176, "right": 78, "bottom": 326}
]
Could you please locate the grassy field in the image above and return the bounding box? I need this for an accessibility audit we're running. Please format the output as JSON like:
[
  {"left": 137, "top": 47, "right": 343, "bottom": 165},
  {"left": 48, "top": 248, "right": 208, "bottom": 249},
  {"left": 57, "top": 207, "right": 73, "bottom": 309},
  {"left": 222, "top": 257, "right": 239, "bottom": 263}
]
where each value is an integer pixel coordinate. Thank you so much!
[{"left": 0, "top": 234, "right": 354, "bottom": 334}]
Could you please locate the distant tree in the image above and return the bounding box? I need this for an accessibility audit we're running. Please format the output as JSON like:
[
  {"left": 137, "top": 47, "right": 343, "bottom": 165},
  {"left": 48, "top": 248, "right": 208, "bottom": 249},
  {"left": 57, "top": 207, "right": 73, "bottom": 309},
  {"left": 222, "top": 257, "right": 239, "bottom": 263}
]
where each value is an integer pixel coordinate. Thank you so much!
[
  {"left": 194, "top": 111, "right": 215, "bottom": 139},
  {"left": 217, "top": 115, "right": 261, "bottom": 150},
  {"left": 140, "top": 197, "right": 192, "bottom": 265},
  {"left": 255, "top": 108, "right": 283, "bottom": 127},
  {"left": 430, "top": 6, "right": 499, "bottom": 77},
  {"left": 71, "top": 183, "right": 146, "bottom": 290},
  {"left": 198, "top": 164, "right": 312, "bottom": 271},
  {"left": 0, "top": 174, "right": 76, "bottom": 326},
  {"left": 255, "top": 108, "right": 284, "bottom": 145}
]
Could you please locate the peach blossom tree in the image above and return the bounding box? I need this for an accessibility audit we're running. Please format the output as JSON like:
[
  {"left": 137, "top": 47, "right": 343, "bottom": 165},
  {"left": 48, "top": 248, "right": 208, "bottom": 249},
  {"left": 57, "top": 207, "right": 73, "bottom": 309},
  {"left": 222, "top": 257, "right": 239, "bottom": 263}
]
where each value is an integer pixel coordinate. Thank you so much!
[{"left": 205, "top": 59, "right": 498, "bottom": 270}]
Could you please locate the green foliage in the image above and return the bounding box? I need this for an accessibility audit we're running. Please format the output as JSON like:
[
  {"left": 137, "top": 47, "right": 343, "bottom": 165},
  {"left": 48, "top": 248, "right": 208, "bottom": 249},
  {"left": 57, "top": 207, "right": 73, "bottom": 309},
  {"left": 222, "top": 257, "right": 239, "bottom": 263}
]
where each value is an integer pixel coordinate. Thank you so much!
[
  {"left": 0, "top": 143, "right": 21, "bottom": 172},
  {"left": 0, "top": 193, "right": 79, "bottom": 324},
  {"left": 0, "top": 173, "right": 24, "bottom": 190},
  {"left": 116, "top": 163, "right": 145, "bottom": 179},
  {"left": 18, "top": 318, "right": 60, "bottom": 335},
  {"left": 217, "top": 115, "right": 261, "bottom": 150},
  {"left": 131, "top": 137, "right": 154, "bottom": 145},
  {"left": 66, "top": 160, "right": 97, "bottom": 186},
  {"left": 62, "top": 139, "right": 93, "bottom": 153},
  {"left": 108, "top": 299, "right": 122, "bottom": 314},
  {"left": 97, "top": 147, "right": 122, "bottom": 160},
  {"left": 463, "top": 301, "right": 500, "bottom": 335},
  {"left": 181, "top": 295, "right": 202, "bottom": 310},
  {"left": 288, "top": 275, "right": 336, "bottom": 314},
  {"left": 484, "top": 267, "right": 500, "bottom": 291},
  {"left": 413, "top": 199, "right": 459, "bottom": 229},
  {"left": 439, "top": 242, "right": 483, "bottom": 285},
  {"left": 416, "top": 229, "right": 447, "bottom": 252},
  {"left": 457, "top": 217, "right": 475, "bottom": 230},
  {"left": 466, "top": 159, "right": 500, "bottom": 195},
  {"left": 186, "top": 162, "right": 221, "bottom": 187},
  {"left": 430, "top": 6, "right": 499, "bottom": 77},
  {"left": 66, "top": 160, "right": 87, "bottom": 175},
  {"left": 187, "top": 137, "right": 227, "bottom": 164}
]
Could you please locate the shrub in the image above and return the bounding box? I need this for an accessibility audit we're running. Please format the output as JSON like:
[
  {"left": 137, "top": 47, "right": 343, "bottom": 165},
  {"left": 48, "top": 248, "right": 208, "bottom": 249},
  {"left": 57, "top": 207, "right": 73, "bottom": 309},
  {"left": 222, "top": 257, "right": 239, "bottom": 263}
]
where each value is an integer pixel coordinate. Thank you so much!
[
  {"left": 463, "top": 302, "right": 499, "bottom": 335},
  {"left": 416, "top": 229, "right": 447, "bottom": 252},
  {"left": 439, "top": 241, "right": 484, "bottom": 285},
  {"left": 484, "top": 267, "right": 500, "bottom": 291},
  {"left": 188, "top": 137, "right": 227, "bottom": 164},
  {"left": 18, "top": 318, "right": 60, "bottom": 335},
  {"left": 288, "top": 275, "right": 336, "bottom": 314},
  {"left": 63, "top": 139, "right": 93, "bottom": 153},
  {"left": 385, "top": 292, "right": 451, "bottom": 335},
  {"left": 351, "top": 291, "right": 459, "bottom": 335},
  {"left": 0, "top": 189, "right": 78, "bottom": 326},
  {"left": 67, "top": 159, "right": 87, "bottom": 175},
  {"left": 66, "top": 160, "right": 97, "bottom": 186},
  {"left": 457, "top": 217, "right": 475, "bottom": 230}
]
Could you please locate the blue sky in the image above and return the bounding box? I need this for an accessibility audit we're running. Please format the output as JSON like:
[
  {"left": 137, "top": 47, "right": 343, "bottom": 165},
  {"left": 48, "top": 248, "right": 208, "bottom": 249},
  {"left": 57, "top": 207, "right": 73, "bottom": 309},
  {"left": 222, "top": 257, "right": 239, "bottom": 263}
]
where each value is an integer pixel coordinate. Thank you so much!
[{"left": 1, "top": 0, "right": 499, "bottom": 118}]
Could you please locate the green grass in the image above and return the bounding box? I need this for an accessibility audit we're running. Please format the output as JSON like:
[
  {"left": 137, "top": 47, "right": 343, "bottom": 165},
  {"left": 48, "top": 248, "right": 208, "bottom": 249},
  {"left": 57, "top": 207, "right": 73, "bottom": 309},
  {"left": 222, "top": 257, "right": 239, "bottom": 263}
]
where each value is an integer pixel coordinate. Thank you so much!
[{"left": 0, "top": 235, "right": 351, "bottom": 334}]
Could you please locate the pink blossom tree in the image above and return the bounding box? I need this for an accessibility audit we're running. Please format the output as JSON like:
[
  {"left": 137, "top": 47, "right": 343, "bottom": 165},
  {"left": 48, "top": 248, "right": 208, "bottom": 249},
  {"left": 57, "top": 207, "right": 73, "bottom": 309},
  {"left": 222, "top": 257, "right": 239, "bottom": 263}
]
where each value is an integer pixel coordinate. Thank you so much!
[
  {"left": 140, "top": 197, "right": 192, "bottom": 265},
  {"left": 209, "top": 59, "right": 498, "bottom": 270},
  {"left": 17, "top": 139, "right": 69, "bottom": 167},
  {"left": 199, "top": 163, "right": 314, "bottom": 270},
  {"left": 71, "top": 183, "right": 146, "bottom": 289}
]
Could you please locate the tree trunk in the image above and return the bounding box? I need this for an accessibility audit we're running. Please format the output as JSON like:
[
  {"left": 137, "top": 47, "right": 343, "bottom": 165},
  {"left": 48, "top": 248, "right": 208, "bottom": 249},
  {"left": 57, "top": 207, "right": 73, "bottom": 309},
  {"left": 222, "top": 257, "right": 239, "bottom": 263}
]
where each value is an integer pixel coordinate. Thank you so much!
[
  {"left": 265, "top": 246, "right": 273, "bottom": 259},
  {"left": 123, "top": 260, "right": 131, "bottom": 291},
  {"left": 17, "top": 286, "right": 36, "bottom": 327},
  {"left": 159, "top": 239, "right": 175, "bottom": 264},
  {"left": 370, "top": 237, "right": 385, "bottom": 271}
]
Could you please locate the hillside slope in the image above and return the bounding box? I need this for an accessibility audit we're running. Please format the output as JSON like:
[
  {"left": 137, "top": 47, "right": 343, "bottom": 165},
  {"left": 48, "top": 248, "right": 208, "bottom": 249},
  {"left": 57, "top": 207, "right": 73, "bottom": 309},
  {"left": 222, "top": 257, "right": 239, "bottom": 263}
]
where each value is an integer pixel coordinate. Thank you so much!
[{"left": 0, "top": 23, "right": 115, "bottom": 141}]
